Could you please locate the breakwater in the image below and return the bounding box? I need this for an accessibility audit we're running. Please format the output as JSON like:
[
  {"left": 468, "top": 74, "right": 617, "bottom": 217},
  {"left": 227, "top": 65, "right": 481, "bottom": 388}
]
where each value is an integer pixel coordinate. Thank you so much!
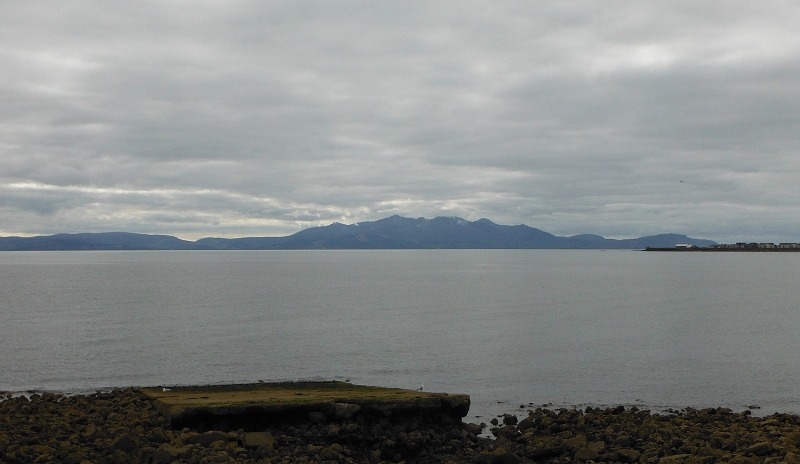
[{"left": 141, "top": 382, "right": 470, "bottom": 433}]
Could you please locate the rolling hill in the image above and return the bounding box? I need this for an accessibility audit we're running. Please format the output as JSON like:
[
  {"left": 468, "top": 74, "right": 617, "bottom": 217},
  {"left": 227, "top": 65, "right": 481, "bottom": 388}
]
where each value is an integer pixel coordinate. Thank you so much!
[{"left": 0, "top": 216, "right": 717, "bottom": 251}]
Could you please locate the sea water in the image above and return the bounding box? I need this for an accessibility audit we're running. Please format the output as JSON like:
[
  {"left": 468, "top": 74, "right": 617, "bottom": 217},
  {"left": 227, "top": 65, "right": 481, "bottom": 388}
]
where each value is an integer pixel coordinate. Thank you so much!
[{"left": 1, "top": 249, "right": 799, "bottom": 423}]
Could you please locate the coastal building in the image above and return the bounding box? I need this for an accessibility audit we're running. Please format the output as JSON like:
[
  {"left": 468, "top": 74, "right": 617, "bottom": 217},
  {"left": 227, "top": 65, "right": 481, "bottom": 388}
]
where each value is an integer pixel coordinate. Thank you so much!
[
  {"left": 707, "top": 242, "right": 800, "bottom": 250},
  {"left": 660, "top": 242, "right": 800, "bottom": 252},
  {"left": 709, "top": 243, "right": 757, "bottom": 249}
]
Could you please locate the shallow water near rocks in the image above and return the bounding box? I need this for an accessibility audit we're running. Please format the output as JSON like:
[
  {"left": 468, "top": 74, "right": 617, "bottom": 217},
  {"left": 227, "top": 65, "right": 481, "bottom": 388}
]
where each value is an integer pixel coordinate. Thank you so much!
[{"left": 1, "top": 249, "right": 799, "bottom": 424}]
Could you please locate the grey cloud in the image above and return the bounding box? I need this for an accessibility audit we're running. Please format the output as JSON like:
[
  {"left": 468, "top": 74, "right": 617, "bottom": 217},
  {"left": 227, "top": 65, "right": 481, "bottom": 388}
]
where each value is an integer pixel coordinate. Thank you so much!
[{"left": 2, "top": 1, "right": 800, "bottom": 242}]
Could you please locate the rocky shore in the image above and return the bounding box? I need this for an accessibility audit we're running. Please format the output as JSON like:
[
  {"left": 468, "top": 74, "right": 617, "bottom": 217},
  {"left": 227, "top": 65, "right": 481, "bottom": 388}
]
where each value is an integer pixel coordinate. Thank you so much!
[{"left": 2, "top": 388, "right": 800, "bottom": 464}]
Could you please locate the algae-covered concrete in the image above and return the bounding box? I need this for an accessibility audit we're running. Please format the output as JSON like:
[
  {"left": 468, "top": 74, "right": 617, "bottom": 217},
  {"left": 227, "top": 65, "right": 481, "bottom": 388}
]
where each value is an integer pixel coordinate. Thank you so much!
[{"left": 141, "top": 381, "right": 470, "bottom": 430}]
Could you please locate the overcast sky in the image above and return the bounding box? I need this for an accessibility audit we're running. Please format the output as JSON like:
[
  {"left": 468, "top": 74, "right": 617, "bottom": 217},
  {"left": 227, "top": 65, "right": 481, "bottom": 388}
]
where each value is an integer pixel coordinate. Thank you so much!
[{"left": 2, "top": 1, "right": 799, "bottom": 242}]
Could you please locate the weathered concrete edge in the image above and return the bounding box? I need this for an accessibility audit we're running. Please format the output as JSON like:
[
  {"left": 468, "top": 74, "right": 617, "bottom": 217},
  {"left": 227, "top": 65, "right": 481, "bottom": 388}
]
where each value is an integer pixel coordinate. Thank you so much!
[{"left": 151, "top": 393, "right": 471, "bottom": 427}]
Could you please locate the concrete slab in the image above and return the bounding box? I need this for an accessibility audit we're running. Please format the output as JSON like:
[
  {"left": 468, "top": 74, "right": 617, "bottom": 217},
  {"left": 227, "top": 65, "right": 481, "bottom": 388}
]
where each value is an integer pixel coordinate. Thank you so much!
[{"left": 141, "top": 381, "right": 470, "bottom": 430}]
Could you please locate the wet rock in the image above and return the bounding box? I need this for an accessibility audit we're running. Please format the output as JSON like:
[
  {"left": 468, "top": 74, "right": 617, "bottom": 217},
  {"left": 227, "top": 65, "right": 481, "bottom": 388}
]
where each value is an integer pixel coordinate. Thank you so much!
[
  {"left": 516, "top": 417, "right": 534, "bottom": 432},
  {"left": 786, "top": 432, "right": 800, "bottom": 448},
  {"left": 473, "top": 450, "right": 523, "bottom": 464},
  {"left": 208, "top": 439, "right": 226, "bottom": 449},
  {"left": 201, "top": 431, "right": 227, "bottom": 447},
  {"left": 502, "top": 414, "right": 518, "bottom": 426},
  {"left": 574, "top": 446, "right": 600, "bottom": 461},
  {"left": 183, "top": 431, "right": 202, "bottom": 444},
  {"left": 242, "top": 431, "right": 274, "bottom": 448},
  {"left": 110, "top": 433, "right": 138, "bottom": 453},
  {"left": 491, "top": 452, "right": 523, "bottom": 464},
  {"left": 466, "top": 422, "right": 486, "bottom": 435},
  {"left": 617, "top": 435, "right": 638, "bottom": 448},
  {"left": 616, "top": 447, "right": 642, "bottom": 463},
  {"left": 730, "top": 455, "right": 760, "bottom": 464},
  {"left": 81, "top": 424, "right": 98, "bottom": 441},
  {"left": 747, "top": 441, "right": 774, "bottom": 456},
  {"left": 320, "top": 444, "right": 343, "bottom": 460},
  {"left": 524, "top": 436, "right": 565, "bottom": 460},
  {"left": 784, "top": 451, "right": 800, "bottom": 464},
  {"left": 176, "top": 444, "right": 195, "bottom": 460},
  {"left": 659, "top": 454, "right": 692, "bottom": 464},
  {"left": 722, "top": 439, "right": 738, "bottom": 452},
  {"left": 492, "top": 424, "right": 518, "bottom": 440},
  {"left": 146, "top": 427, "right": 168, "bottom": 443},
  {"left": 153, "top": 443, "right": 180, "bottom": 464},
  {"left": 564, "top": 433, "right": 588, "bottom": 449}
]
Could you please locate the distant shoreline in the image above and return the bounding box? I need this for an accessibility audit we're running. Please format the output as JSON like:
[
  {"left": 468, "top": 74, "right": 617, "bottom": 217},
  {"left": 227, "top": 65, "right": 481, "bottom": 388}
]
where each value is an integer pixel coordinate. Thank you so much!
[{"left": 646, "top": 245, "right": 800, "bottom": 252}]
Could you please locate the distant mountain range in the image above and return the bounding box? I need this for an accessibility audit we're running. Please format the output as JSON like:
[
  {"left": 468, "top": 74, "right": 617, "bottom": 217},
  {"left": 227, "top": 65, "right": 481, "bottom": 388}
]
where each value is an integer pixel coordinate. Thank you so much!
[{"left": 0, "top": 215, "right": 716, "bottom": 251}]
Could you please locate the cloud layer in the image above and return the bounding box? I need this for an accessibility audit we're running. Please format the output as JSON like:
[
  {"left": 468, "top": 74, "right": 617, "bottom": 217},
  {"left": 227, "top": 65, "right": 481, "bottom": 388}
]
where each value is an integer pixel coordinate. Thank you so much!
[{"left": 2, "top": 1, "right": 799, "bottom": 241}]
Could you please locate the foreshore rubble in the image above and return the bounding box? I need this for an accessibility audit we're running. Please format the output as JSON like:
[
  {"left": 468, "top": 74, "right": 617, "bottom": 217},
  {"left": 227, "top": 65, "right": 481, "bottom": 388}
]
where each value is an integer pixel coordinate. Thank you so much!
[{"left": 2, "top": 388, "right": 800, "bottom": 464}]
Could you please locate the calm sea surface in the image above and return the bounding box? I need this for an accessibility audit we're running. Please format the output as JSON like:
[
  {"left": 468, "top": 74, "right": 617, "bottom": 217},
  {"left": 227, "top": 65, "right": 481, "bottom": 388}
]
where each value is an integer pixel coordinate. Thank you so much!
[{"left": 1, "top": 250, "right": 799, "bottom": 422}]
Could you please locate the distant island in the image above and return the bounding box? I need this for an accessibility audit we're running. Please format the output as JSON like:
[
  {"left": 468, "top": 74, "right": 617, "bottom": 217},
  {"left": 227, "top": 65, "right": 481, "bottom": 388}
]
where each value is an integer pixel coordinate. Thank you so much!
[{"left": 0, "top": 215, "right": 717, "bottom": 251}]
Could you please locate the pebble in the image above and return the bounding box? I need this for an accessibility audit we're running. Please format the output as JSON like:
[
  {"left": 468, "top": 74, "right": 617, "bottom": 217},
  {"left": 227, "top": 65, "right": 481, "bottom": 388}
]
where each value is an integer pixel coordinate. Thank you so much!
[{"left": 3, "top": 390, "right": 800, "bottom": 463}]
